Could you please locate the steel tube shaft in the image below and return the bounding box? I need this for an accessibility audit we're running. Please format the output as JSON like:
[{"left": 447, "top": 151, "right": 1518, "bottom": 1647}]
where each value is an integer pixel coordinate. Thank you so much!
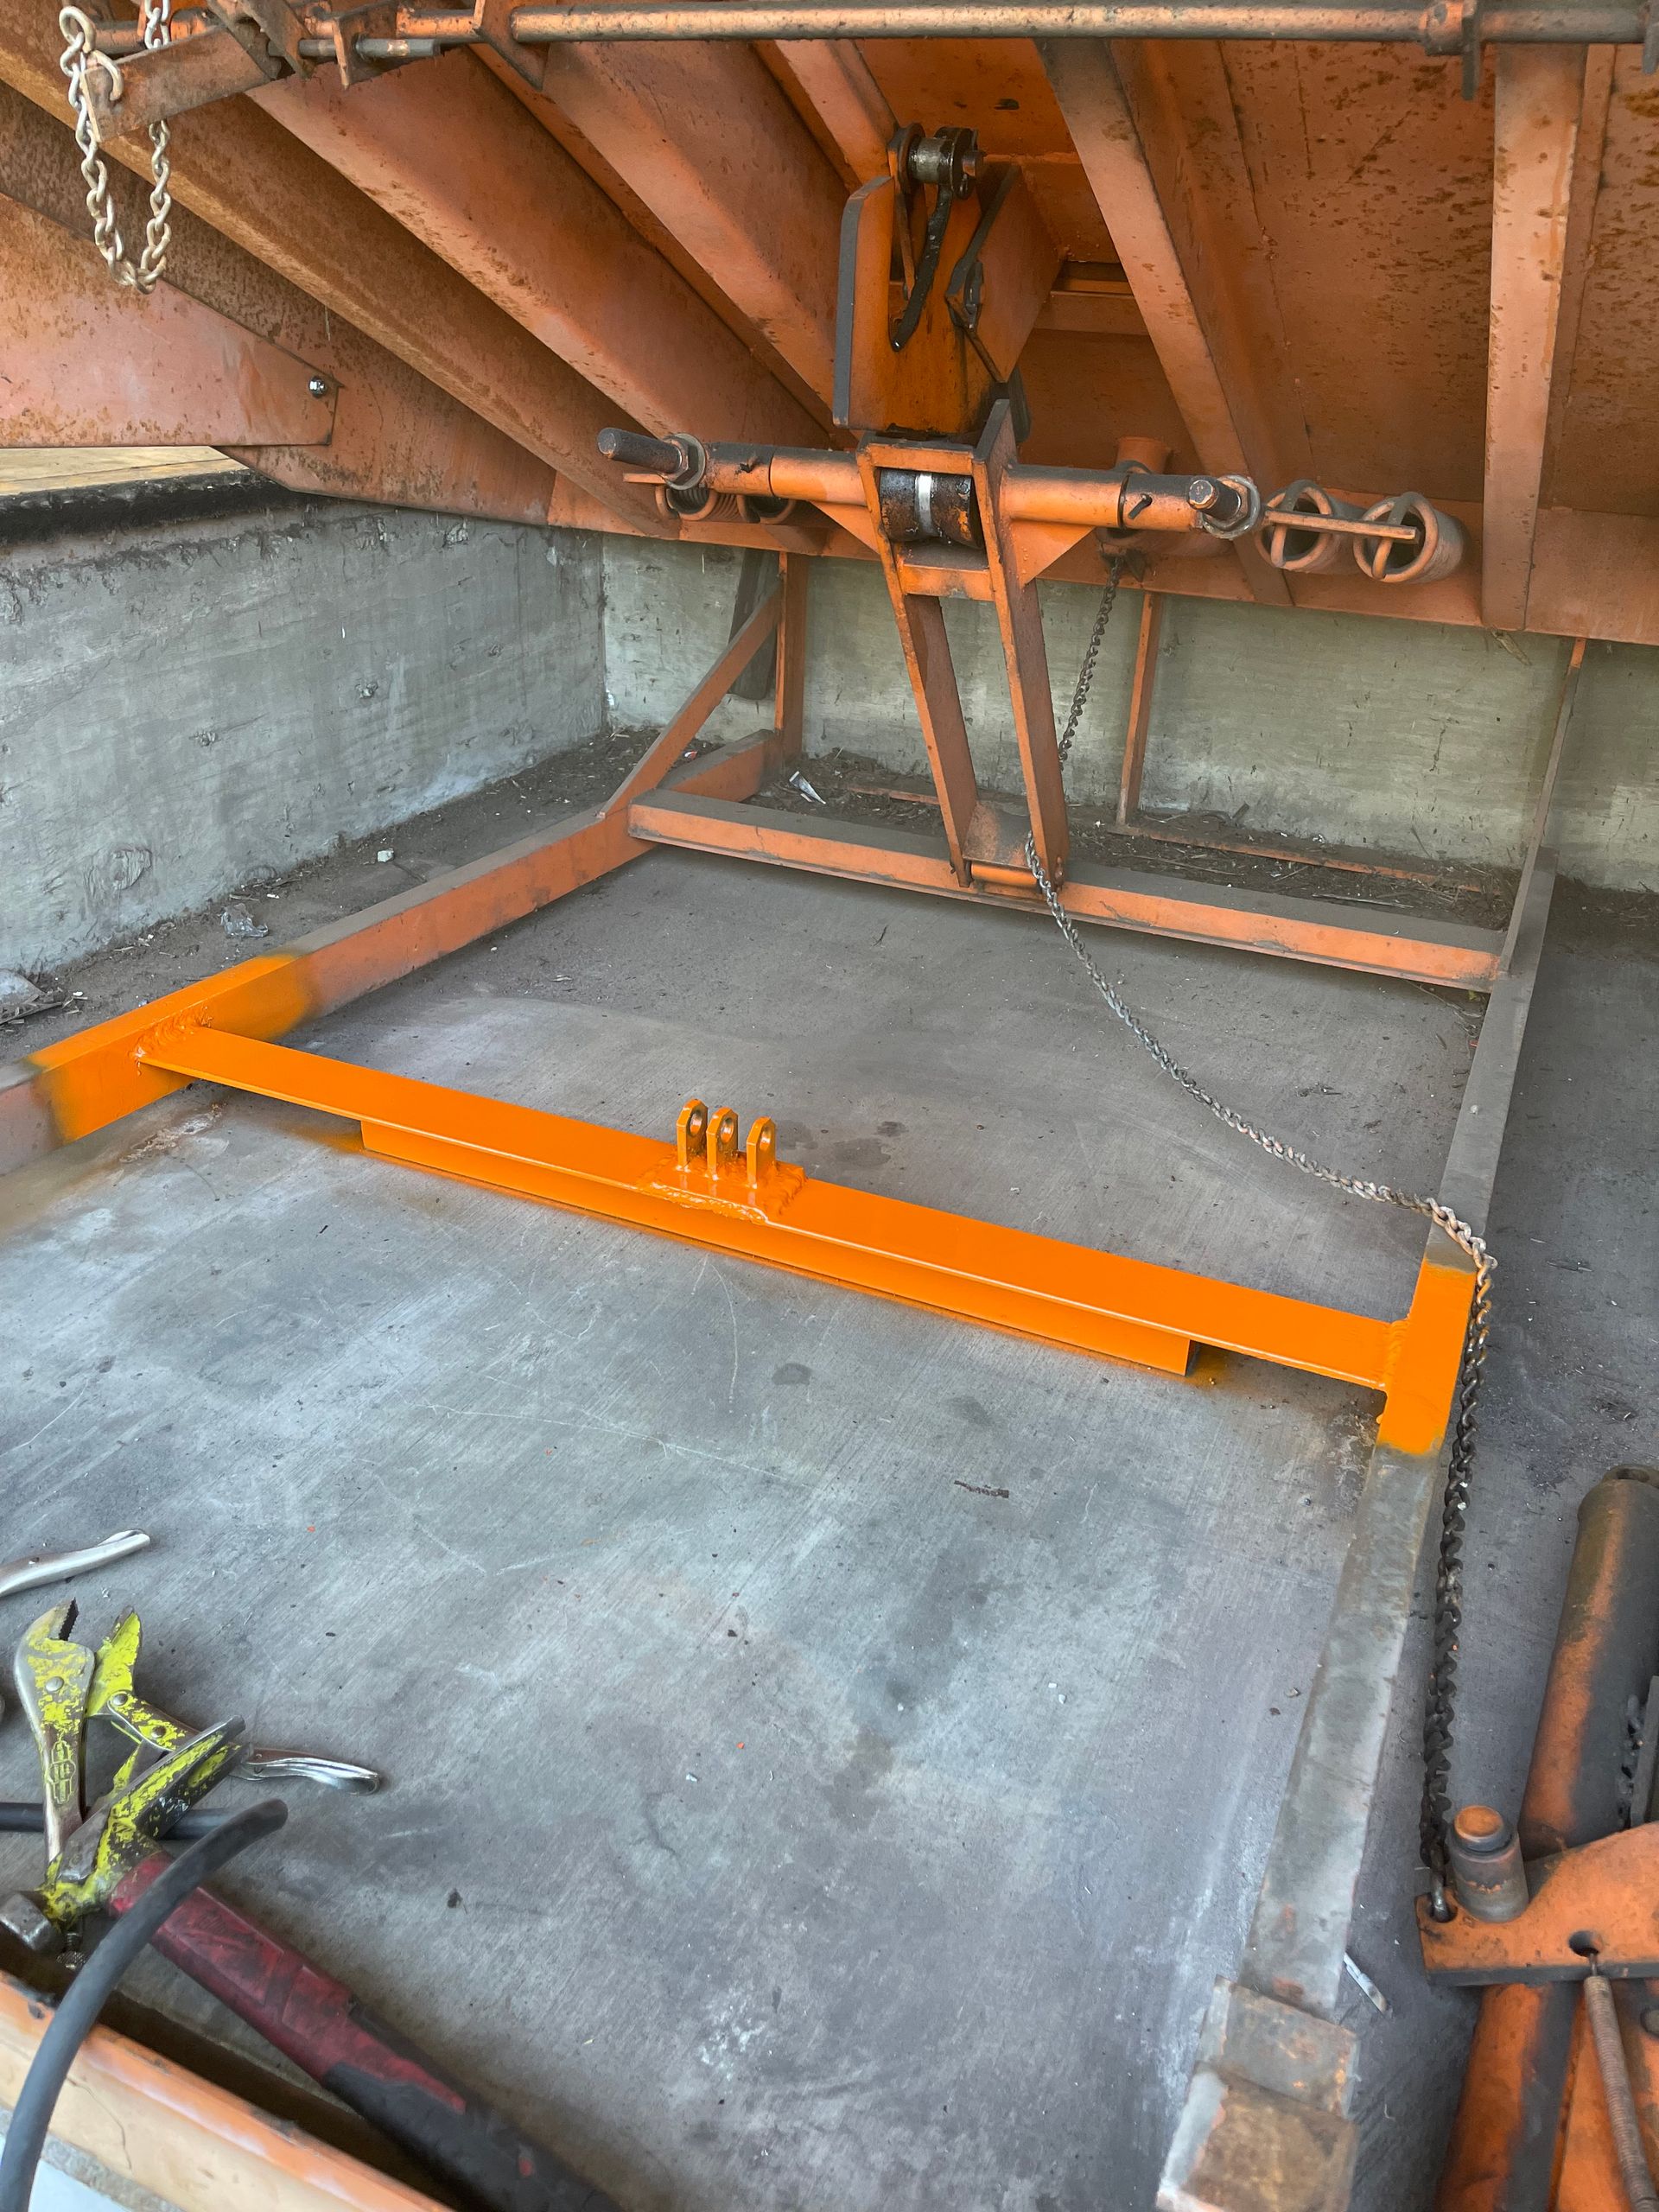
[
  {"left": 686, "top": 448, "right": 1217, "bottom": 531},
  {"left": 250, "top": 1, "right": 1656, "bottom": 54},
  {"left": 1003, "top": 465, "right": 1212, "bottom": 531},
  {"left": 507, "top": 1, "right": 1646, "bottom": 41}
]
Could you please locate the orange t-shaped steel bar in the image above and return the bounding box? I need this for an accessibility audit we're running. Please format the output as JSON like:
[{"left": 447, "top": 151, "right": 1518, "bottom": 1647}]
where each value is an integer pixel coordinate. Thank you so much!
[{"left": 128, "top": 1027, "right": 1467, "bottom": 1453}]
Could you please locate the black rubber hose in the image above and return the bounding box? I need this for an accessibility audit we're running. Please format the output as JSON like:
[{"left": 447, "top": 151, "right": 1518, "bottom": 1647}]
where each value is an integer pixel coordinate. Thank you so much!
[
  {"left": 0, "top": 1802, "right": 223, "bottom": 1840},
  {"left": 0, "top": 1798, "right": 287, "bottom": 2212}
]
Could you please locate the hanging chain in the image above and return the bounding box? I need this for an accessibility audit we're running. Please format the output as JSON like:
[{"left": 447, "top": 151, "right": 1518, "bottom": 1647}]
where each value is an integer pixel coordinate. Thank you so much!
[
  {"left": 58, "top": 2, "right": 173, "bottom": 294},
  {"left": 1057, "top": 546, "right": 1128, "bottom": 766},
  {"left": 1027, "top": 544, "right": 1495, "bottom": 1920}
]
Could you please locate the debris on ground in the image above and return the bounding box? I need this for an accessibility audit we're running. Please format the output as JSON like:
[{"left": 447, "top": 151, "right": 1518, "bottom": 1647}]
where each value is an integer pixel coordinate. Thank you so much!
[
  {"left": 219, "top": 906, "right": 270, "bottom": 940},
  {"left": 0, "top": 971, "right": 71, "bottom": 1027}
]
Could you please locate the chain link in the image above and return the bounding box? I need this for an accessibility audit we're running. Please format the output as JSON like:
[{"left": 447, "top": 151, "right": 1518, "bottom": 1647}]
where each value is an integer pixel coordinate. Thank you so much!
[
  {"left": 1027, "top": 551, "right": 1495, "bottom": 1919},
  {"left": 58, "top": 3, "right": 173, "bottom": 295},
  {"left": 1057, "top": 546, "right": 1127, "bottom": 766}
]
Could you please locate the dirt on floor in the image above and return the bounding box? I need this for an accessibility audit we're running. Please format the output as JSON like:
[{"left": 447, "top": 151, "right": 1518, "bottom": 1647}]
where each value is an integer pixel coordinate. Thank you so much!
[
  {"left": 750, "top": 746, "right": 1520, "bottom": 931},
  {"left": 4, "top": 733, "right": 1655, "bottom": 1066}
]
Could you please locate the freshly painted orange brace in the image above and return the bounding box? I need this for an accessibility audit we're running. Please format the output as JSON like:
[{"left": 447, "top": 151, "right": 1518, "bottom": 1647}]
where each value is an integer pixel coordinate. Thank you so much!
[{"left": 37, "top": 1008, "right": 1468, "bottom": 1455}]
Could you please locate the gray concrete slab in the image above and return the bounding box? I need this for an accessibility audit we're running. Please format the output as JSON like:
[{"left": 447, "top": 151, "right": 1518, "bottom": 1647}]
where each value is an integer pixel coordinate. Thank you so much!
[{"left": 0, "top": 844, "right": 1640, "bottom": 2209}]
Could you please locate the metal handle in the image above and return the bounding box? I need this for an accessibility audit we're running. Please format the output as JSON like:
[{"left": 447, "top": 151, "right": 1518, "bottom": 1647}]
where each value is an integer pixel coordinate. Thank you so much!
[
  {"left": 0, "top": 1532, "right": 151, "bottom": 1603},
  {"left": 240, "top": 1750, "right": 382, "bottom": 1793},
  {"left": 596, "top": 427, "right": 696, "bottom": 481},
  {"left": 114, "top": 1863, "right": 619, "bottom": 2211}
]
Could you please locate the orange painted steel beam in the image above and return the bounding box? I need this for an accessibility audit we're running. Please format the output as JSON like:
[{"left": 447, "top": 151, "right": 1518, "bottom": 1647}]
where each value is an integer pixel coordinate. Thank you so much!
[
  {"left": 626, "top": 794, "right": 1506, "bottom": 991},
  {"left": 0, "top": 193, "right": 334, "bottom": 448},
  {"left": 3, "top": 728, "right": 793, "bottom": 1175},
  {"left": 127, "top": 1026, "right": 1467, "bottom": 1443},
  {"left": 0, "top": 79, "right": 569, "bottom": 526},
  {"left": 761, "top": 40, "right": 894, "bottom": 187},
  {"left": 601, "top": 585, "right": 783, "bottom": 815},
  {"left": 0, "top": 23, "right": 659, "bottom": 531},
  {"left": 531, "top": 38, "right": 844, "bottom": 403},
  {"left": 255, "top": 51, "right": 821, "bottom": 448},
  {"left": 1038, "top": 39, "right": 1292, "bottom": 610},
  {"left": 1484, "top": 48, "right": 1589, "bottom": 631},
  {"left": 854, "top": 442, "right": 985, "bottom": 885},
  {"left": 973, "top": 402, "right": 1071, "bottom": 883}
]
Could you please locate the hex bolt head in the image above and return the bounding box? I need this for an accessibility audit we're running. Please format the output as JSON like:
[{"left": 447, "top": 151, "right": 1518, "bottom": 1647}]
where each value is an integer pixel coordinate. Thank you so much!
[
  {"left": 1188, "top": 479, "right": 1218, "bottom": 510},
  {"left": 308, "top": 376, "right": 328, "bottom": 398}
]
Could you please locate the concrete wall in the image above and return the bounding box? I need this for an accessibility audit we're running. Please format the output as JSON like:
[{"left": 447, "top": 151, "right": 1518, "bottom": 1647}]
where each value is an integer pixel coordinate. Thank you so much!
[
  {"left": 7, "top": 503, "right": 1652, "bottom": 982},
  {"left": 1, "top": 499, "right": 602, "bottom": 973},
  {"left": 602, "top": 538, "right": 1659, "bottom": 890}
]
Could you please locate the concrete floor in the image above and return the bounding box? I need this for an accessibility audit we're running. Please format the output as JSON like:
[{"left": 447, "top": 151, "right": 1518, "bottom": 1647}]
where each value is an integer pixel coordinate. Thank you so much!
[{"left": 1, "top": 825, "right": 1655, "bottom": 2210}]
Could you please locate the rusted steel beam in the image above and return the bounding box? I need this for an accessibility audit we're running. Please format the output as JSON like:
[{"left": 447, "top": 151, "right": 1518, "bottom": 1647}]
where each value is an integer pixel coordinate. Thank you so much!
[
  {"left": 255, "top": 49, "right": 822, "bottom": 446},
  {"left": 0, "top": 729, "right": 793, "bottom": 1181},
  {"left": 760, "top": 40, "right": 894, "bottom": 185},
  {"left": 1039, "top": 40, "right": 1294, "bottom": 609},
  {"left": 0, "top": 192, "right": 334, "bottom": 448},
  {"left": 1530, "top": 510, "right": 1659, "bottom": 647},
  {"left": 81, "top": 23, "right": 275, "bottom": 134},
  {"left": 1483, "top": 48, "right": 1591, "bottom": 631},
  {"left": 0, "top": 83, "right": 575, "bottom": 526},
  {"left": 1537, "top": 48, "right": 1616, "bottom": 508},
  {"left": 0, "top": 13, "right": 662, "bottom": 530},
  {"left": 600, "top": 587, "right": 785, "bottom": 815},
  {"left": 625, "top": 795, "right": 1506, "bottom": 990},
  {"left": 530, "top": 41, "right": 845, "bottom": 403},
  {"left": 1117, "top": 590, "right": 1164, "bottom": 824}
]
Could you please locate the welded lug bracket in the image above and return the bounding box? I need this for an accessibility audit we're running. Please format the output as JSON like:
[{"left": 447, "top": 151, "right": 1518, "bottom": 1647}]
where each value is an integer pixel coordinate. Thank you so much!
[
  {"left": 207, "top": 0, "right": 310, "bottom": 74},
  {"left": 1418, "top": 1821, "right": 1659, "bottom": 1985},
  {"left": 84, "top": 16, "right": 285, "bottom": 138},
  {"left": 1422, "top": 0, "right": 1485, "bottom": 96},
  {"left": 642, "top": 1097, "right": 806, "bottom": 1222},
  {"left": 326, "top": 0, "right": 401, "bottom": 86}
]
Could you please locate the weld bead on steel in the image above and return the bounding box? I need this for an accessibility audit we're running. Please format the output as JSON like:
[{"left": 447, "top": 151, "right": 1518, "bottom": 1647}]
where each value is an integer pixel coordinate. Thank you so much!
[{"left": 1448, "top": 1803, "right": 1529, "bottom": 1922}]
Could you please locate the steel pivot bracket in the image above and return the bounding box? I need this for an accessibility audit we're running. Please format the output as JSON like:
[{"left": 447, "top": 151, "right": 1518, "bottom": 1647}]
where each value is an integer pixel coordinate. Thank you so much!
[{"left": 1419, "top": 1821, "right": 1659, "bottom": 1985}]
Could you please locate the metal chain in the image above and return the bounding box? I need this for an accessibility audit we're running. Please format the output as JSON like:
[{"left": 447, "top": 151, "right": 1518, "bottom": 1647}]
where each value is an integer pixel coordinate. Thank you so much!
[
  {"left": 1028, "top": 552, "right": 1495, "bottom": 1919},
  {"left": 58, "top": 3, "right": 173, "bottom": 294},
  {"left": 1057, "top": 548, "right": 1127, "bottom": 766}
]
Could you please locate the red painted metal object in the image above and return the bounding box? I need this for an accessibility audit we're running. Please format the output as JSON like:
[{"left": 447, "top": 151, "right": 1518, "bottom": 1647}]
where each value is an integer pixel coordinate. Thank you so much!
[{"left": 111, "top": 1854, "right": 613, "bottom": 2210}]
